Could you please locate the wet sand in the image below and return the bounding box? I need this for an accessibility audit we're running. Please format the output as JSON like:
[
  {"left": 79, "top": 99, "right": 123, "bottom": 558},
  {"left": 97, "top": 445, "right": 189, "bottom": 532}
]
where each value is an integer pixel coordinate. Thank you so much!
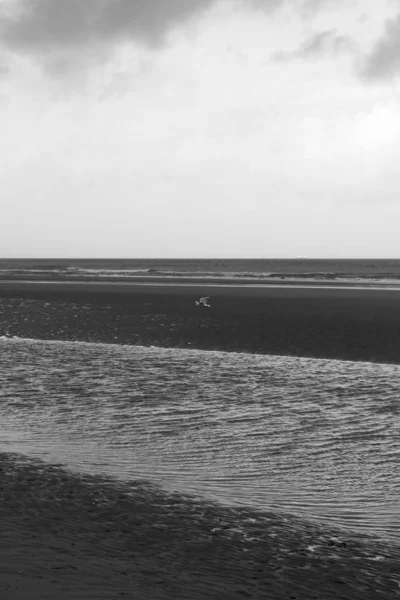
[
  {"left": 2, "top": 280, "right": 400, "bottom": 598},
  {"left": 1, "top": 280, "right": 400, "bottom": 362},
  {"left": 1, "top": 453, "right": 400, "bottom": 600}
]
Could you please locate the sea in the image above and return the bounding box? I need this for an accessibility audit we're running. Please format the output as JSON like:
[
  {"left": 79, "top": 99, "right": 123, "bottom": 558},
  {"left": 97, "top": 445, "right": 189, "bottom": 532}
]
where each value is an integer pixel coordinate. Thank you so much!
[
  {"left": 1, "top": 257, "right": 400, "bottom": 282},
  {"left": 1, "top": 258, "right": 400, "bottom": 546},
  {"left": 0, "top": 337, "right": 399, "bottom": 545}
]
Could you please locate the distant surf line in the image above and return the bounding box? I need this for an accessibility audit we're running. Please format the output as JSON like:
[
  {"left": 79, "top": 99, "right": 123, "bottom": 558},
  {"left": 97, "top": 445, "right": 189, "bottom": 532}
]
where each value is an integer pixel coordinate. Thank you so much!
[{"left": 2, "top": 279, "right": 400, "bottom": 292}]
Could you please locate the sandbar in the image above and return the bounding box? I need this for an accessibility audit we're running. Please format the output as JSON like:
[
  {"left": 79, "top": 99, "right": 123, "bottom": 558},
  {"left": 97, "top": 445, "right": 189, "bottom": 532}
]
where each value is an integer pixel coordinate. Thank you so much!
[{"left": 1, "top": 280, "right": 400, "bottom": 363}]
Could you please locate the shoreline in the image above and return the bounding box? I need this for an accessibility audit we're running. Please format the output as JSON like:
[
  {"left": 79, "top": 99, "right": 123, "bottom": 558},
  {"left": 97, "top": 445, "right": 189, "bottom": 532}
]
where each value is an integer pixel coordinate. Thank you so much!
[
  {"left": 1, "top": 453, "right": 399, "bottom": 599},
  {"left": 1, "top": 280, "right": 400, "bottom": 363}
]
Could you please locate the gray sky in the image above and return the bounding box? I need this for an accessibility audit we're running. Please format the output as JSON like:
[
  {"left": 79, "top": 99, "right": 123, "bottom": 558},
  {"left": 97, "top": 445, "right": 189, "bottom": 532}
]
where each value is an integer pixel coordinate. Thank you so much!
[{"left": 1, "top": 0, "right": 399, "bottom": 258}]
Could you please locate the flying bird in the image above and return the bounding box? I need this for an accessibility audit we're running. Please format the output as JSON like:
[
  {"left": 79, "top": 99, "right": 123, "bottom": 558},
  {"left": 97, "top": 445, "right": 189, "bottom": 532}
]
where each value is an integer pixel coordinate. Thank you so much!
[{"left": 196, "top": 296, "right": 211, "bottom": 307}]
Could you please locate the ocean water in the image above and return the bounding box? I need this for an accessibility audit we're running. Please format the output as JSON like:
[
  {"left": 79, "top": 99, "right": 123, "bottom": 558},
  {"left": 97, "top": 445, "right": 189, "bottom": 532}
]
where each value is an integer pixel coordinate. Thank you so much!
[
  {"left": 1, "top": 337, "right": 399, "bottom": 544},
  {"left": 1, "top": 257, "right": 400, "bottom": 281}
]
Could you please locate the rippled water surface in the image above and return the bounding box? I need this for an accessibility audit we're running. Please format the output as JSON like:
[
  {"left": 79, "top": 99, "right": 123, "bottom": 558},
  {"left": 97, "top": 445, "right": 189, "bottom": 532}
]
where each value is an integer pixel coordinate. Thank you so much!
[{"left": 1, "top": 338, "right": 399, "bottom": 542}]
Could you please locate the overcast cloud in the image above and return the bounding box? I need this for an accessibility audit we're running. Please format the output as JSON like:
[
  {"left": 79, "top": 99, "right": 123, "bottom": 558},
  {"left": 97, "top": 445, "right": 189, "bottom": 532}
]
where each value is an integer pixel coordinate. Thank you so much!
[
  {"left": 0, "top": 0, "right": 216, "bottom": 50},
  {"left": 271, "top": 29, "right": 356, "bottom": 62},
  {"left": 0, "top": 0, "right": 399, "bottom": 258},
  {"left": 361, "top": 12, "right": 400, "bottom": 81}
]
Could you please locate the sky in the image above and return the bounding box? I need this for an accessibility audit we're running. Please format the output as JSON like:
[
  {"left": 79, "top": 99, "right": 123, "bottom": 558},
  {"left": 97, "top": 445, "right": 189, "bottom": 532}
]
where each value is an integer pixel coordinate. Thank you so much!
[{"left": 1, "top": 0, "right": 400, "bottom": 258}]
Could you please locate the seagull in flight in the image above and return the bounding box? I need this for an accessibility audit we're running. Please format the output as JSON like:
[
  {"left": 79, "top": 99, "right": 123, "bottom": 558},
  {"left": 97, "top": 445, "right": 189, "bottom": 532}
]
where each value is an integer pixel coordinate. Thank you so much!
[{"left": 196, "top": 296, "right": 211, "bottom": 307}]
